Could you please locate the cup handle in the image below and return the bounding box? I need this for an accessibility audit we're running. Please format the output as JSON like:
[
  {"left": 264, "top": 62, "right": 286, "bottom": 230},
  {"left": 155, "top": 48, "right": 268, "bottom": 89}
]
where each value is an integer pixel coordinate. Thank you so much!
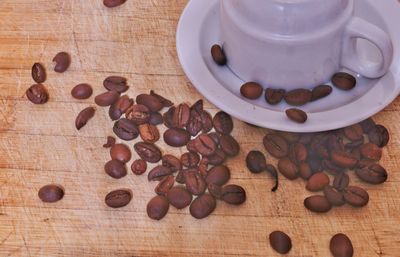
[{"left": 341, "top": 17, "right": 393, "bottom": 78}]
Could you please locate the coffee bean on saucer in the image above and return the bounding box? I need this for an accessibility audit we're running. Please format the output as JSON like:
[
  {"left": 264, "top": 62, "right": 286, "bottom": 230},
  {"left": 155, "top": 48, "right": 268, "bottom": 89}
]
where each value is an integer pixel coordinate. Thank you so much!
[
  {"left": 32, "top": 63, "right": 46, "bottom": 83},
  {"left": 360, "top": 143, "right": 382, "bottom": 161},
  {"left": 75, "top": 107, "right": 95, "bottom": 130},
  {"left": 136, "top": 93, "right": 163, "bottom": 112},
  {"left": 155, "top": 175, "right": 175, "bottom": 196},
  {"left": 105, "top": 189, "right": 132, "bottom": 208},
  {"left": 330, "top": 233, "right": 354, "bottom": 257},
  {"left": 246, "top": 150, "right": 267, "bottom": 173},
  {"left": 269, "top": 231, "right": 292, "bottom": 254},
  {"left": 284, "top": 89, "right": 312, "bottom": 106},
  {"left": 343, "top": 186, "right": 369, "bottom": 207},
  {"left": 71, "top": 83, "right": 93, "bottom": 99},
  {"left": 110, "top": 143, "right": 131, "bottom": 163},
  {"left": 286, "top": 108, "right": 308, "bottom": 123},
  {"left": 240, "top": 82, "right": 263, "bottom": 99},
  {"left": 131, "top": 159, "right": 147, "bottom": 175},
  {"left": 332, "top": 72, "right": 356, "bottom": 90},
  {"left": 304, "top": 195, "right": 332, "bottom": 213},
  {"left": 265, "top": 88, "right": 285, "bottom": 105},
  {"left": 38, "top": 184, "right": 64, "bottom": 203},
  {"left": 103, "top": 76, "right": 129, "bottom": 93},
  {"left": 213, "top": 111, "right": 233, "bottom": 134},
  {"left": 26, "top": 84, "right": 49, "bottom": 104},
  {"left": 53, "top": 52, "right": 71, "bottom": 73},
  {"left": 113, "top": 118, "right": 139, "bottom": 141},
  {"left": 323, "top": 186, "right": 345, "bottom": 206},
  {"left": 147, "top": 195, "right": 169, "bottom": 220},
  {"left": 263, "top": 134, "right": 289, "bottom": 158},
  {"left": 190, "top": 194, "right": 216, "bottom": 219},
  {"left": 95, "top": 90, "right": 120, "bottom": 107},
  {"left": 164, "top": 128, "right": 191, "bottom": 147},
  {"left": 211, "top": 44, "right": 227, "bottom": 66},
  {"left": 167, "top": 186, "right": 192, "bottom": 209},
  {"left": 104, "top": 160, "right": 127, "bottom": 179},
  {"left": 306, "top": 172, "right": 330, "bottom": 192},
  {"left": 134, "top": 142, "right": 162, "bottom": 163},
  {"left": 311, "top": 85, "right": 332, "bottom": 101},
  {"left": 355, "top": 164, "right": 387, "bottom": 184}
]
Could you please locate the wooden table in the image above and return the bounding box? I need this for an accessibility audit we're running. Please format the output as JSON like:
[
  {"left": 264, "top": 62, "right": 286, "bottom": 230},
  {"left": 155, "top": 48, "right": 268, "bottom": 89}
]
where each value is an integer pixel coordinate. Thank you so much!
[{"left": 0, "top": 1, "right": 399, "bottom": 256}]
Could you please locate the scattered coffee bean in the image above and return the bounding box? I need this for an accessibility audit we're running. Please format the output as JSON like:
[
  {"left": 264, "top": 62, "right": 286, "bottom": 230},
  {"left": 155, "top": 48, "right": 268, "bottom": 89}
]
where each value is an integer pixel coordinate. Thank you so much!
[
  {"left": 343, "top": 124, "right": 363, "bottom": 141},
  {"left": 139, "top": 123, "right": 160, "bottom": 143},
  {"left": 330, "top": 233, "right": 354, "bottom": 257},
  {"left": 103, "top": 136, "right": 116, "bottom": 148},
  {"left": 284, "top": 88, "right": 312, "bottom": 106},
  {"left": 149, "top": 112, "right": 164, "bottom": 125},
  {"left": 163, "top": 106, "right": 176, "bottom": 128},
  {"left": 333, "top": 172, "right": 350, "bottom": 191},
  {"left": 306, "top": 172, "right": 330, "bottom": 192},
  {"left": 208, "top": 183, "right": 222, "bottom": 199},
  {"left": 289, "top": 142, "right": 308, "bottom": 164},
  {"left": 32, "top": 63, "right": 46, "bottom": 83},
  {"left": 240, "top": 82, "right": 263, "bottom": 99},
  {"left": 38, "top": 184, "right": 64, "bottom": 203},
  {"left": 167, "top": 186, "right": 192, "bottom": 209},
  {"left": 246, "top": 150, "right": 267, "bottom": 173},
  {"left": 286, "top": 108, "right": 308, "bottom": 123},
  {"left": 164, "top": 128, "right": 191, "bottom": 147},
  {"left": 104, "top": 160, "right": 127, "bottom": 179},
  {"left": 185, "top": 171, "right": 206, "bottom": 195},
  {"left": 150, "top": 90, "right": 173, "bottom": 107},
  {"left": 263, "top": 134, "right": 289, "bottom": 158},
  {"left": 265, "top": 88, "right": 285, "bottom": 105},
  {"left": 368, "top": 125, "right": 389, "bottom": 147},
  {"left": 173, "top": 103, "right": 190, "bottom": 128},
  {"left": 126, "top": 104, "right": 150, "bottom": 125},
  {"left": 207, "top": 149, "right": 226, "bottom": 165},
  {"left": 103, "top": 76, "right": 128, "bottom": 93},
  {"left": 155, "top": 175, "right": 175, "bottom": 196},
  {"left": 332, "top": 72, "right": 356, "bottom": 90},
  {"left": 311, "top": 85, "right": 332, "bottom": 101},
  {"left": 26, "top": 84, "right": 49, "bottom": 104},
  {"left": 220, "top": 134, "right": 240, "bottom": 157},
  {"left": 206, "top": 165, "right": 230, "bottom": 186},
  {"left": 105, "top": 189, "right": 132, "bottom": 208},
  {"left": 299, "top": 162, "right": 313, "bottom": 180},
  {"left": 75, "top": 107, "right": 95, "bottom": 130},
  {"left": 213, "top": 111, "right": 233, "bottom": 134},
  {"left": 221, "top": 184, "right": 246, "bottom": 205},
  {"left": 71, "top": 83, "right": 93, "bottom": 100},
  {"left": 355, "top": 164, "right": 387, "bottom": 184},
  {"left": 181, "top": 152, "right": 200, "bottom": 168},
  {"left": 113, "top": 118, "right": 139, "bottom": 141},
  {"left": 95, "top": 90, "right": 120, "bottom": 107},
  {"left": 134, "top": 142, "right": 162, "bottom": 163},
  {"left": 193, "top": 134, "right": 217, "bottom": 156},
  {"left": 278, "top": 158, "right": 298, "bottom": 180},
  {"left": 211, "top": 44, "right": 227, "bottom": 66},
  {"left": 162, "top": 155, "right": 182, "bottom": 173},
  {"left": 190, "top": 194, "right": 217, "bottom": 219},
  {"left": 110, "top": 143, "right": 131, "bottom": 163},
  {"left": 103, "top": 0, "right": 127, "bottom": 8},
  {"left": 201, "top": 111, "right": 213, "bottom": 133},
  {"left": 323, "top": 186, "right": 345, "bottom": 206},
  {"left": 269, "top": 231, "right": 292, "bottom": 254},
  {"left": 331, "top": 151, "right": 358, "bottom": 168},
  {"left": 131, "top": 159, "right": 147, "bottom": 175},
  {"left": 360, "top": 143, "right": 382, "bottom": 161},
  {"left": 304, "top": 195, "right": 332, "bottom": 213},
  {"left": 136, "top": 94, "right": 163, "bottom": 112},
  {"left": 109, "top": 95, "right": 134, "bottom": 120},
  {"left": 343, "top": 186, "right": 369, "bottom": 207},
  {"left": 147, "top": 195, "right": 169, "bottom": 220},
  {"left": 53, "top": 52, "right": 71, "bottom": 73}
]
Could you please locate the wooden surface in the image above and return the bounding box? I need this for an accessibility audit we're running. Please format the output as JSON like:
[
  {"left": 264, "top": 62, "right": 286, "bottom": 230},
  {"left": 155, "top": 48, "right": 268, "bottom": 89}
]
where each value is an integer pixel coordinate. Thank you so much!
[{"left": 0, "top": 1, "right": 400, "bottom": 256}]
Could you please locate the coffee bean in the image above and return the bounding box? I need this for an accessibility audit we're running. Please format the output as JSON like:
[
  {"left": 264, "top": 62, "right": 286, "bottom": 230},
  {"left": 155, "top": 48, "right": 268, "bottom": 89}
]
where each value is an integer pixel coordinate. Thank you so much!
[
  {"left": 150, "top": 90, "right": 174, "bottom": 107},
  {"left": 304, "top": 195, "right": 332, "bottom": 213},
  {"left": 298, "top": 133, "right": 314, "bottom": 145},
  {"left": 175, "top": 170, "right": 185, "bottom": 184},
  {"left": 113, "top": 118, "right": 139, "bottom": 141},
  {"left": 186, "top": 139, "right": 197, "bottom": 153},
  {"left": 308, "top": 156, "right": 323, "bottom": 173},
  {"left": 163, "top": 128, "right": 191, "bottom": 147},
  {"left": 263, "top": 134, "right": 289, "bottom": 158},
  {"left": 359, "top": 118, "right": 376, "bottom": 133},
  {"left": 103, "top": 0, "right": 127, "bottom": 8},
  {"left": 26, "top": 84, "right": 49, "bottom": 104},
  {"left": 368, "top": 125, "right": 389, "bottom": 147},
  {"left": 360, "top": 143, "right": 382, "bottom": 161},
  {"left": 71, "top": 83, "right": 93, "bottom": 99},
  {"left": 181, "top": 152, "right": 200, "bottom": 168},
  {"left": 330, "top": 233, "right": 354, "bottom": 257},
  {"left": 53, "top": 52, "right": 71, "bottom": 73},
  {"left": 343, "top": 186, "right": 369, "bottom": 207},
  {"left": 328, "top": 135, "right": 345, "bottom": 152},
  {"left": 198, "top": 158, "right": 209, "bottom": 177},
  {"left": 38, "top": 184, "right": 64, "bottom": 203},
  {"left": 190, "top": 194, "right": 216, "bottom": 219},
  {"left": 206, "top": 165, "right": 230, "bottom": 186},
  {"left": 213, "top": 111, "right": 233, "bottom": 134},
  {"left": 284, "top": 89, "right": 312, "bottom": 106},
  {"left": 148, "top": 166, "right": 173, "bottom": 182},
  {"left": 332, "top": 72, "right": 356, "bottom": 90},
  {"left": 289, "top": 142, "right": 308, "bottom": 164},
  {"left": 163, "top": 106, "right": 176, "bottom": 128},
  {"left": 323, "top": 186, "right": 345, "bottom": 206},
  {"left": 331, "top": 151, "right": 358, "bottom": 168},
  {"left": 278, "top": 158, "right": 298, "bottom": 180},
  {"left": 265, "top": 88, "right": 285, "bottom": 105},
  {"left": 126, "top": 104, "right": 150, "bottom": 125},
  {"left": 299, "top": 162, "right": 313, "bottom": 180},
  {"left": 193, "top": 134, "right": 217, "bottom": 156},
  {"left": 191, "top": 99, "right": 204, "bottom": 112},
  {"left": 104, "top": 160, "right": 127, "bottom": 179},
  {"left": 221, "top": 184, "right": 246, "bottom": 205},
  {"left": 207, "top": 183, "right": 222, "bottom": 199},
  {"left": 95, "top": 90, "right": 120, "bottom": 107},
  {"left": 105, "top": 189, "right": 132, "bottom": 208},
  {"left": 220, "top": 134, "right": 240, "bottom": 157},
  {"left": 345, "top": 139, "right": 364, "bottom": 150},
  {"left": 136, "top": 94, "right": 163, "bottom": 112},
  {"left": 162, "top": 155, "right": 182, "bottom": 173},
  {"left": 103, "top": 76, "right": 128, "bottom": 93},
  {"left": 103, "top": 136, "right": 116, "bottom": 148},
  {"left": 269, "top": 231, "right": 292, "bottom": 254},
  {"left": 75, "top": 107, "right": 95, "bottom": 130},
  {"left": 109, "top": 95, "right": 134, "bottom": 120},
  {"left": 311, "top": 85, "right": 332, "bottom": 101},
  {"left": 134, "top": 142, "right": 162, "bottom": 163},
  {"left": 147, "top": 195, "right": 169, "bottom": 220},
  {"left": 357, "top": 159, "right": 376, "bottom": 169},
  {"left": 240, "top": 82, "right": 263, "bottom": 99},
  {"left": 110, "top": 143, "right": 131, "bottom": 163},
  {"left": 139, "top": 124, "right": 160, "bottom": 143},
  {"left": 155, "top": 175, "right": 175, "bottom": 196},
  {"left": 246, "top": 150, "right": 267, "bottom": 173},
  {"left": 206, "top": 149, "right": 226, "bottom": 166},
  {"left": 167, "top": 186, "right": 192, "bottom": 209},
  {"left": 173, "top": 103, "right": 190, "bottom": 128},
  {"left": 208, "top": 132, "right": 220, "bottom": 145},
  {"left": 185, "top": 171, "right": 206, "bottom": 195},
  {"left": 286, "top": 108, "right": 308, "bottom": 123},
  {"left": 131, "top": 159, "right": 147, "bottom": 175},
  {"left": 355, "top": 164, "right": 387, "bottom": 184},
  {"left": 32, "top": 63, "right": 46, "bottom": 83},
  {"left": 343, "top": 124, "right": 363, "bottom": 141},
  {"left": 333, "top": 172, "right": 350, "bottom": 191},
  {"left": 306, "top": 172, "right": 330, "bottom": 192},
  {"left": 265, "top": 164, "right": 279, "bottom": 192},
  {"left": 200, "top": 111, "right": 213, "bottom": 133},
  {"left": 211, "top": 44, "right": 227, "bottom": 66},
  {"left": 323, "top": 159, "right": 345, "bottom": 176},
  {"left": 277, "top": 131, "right": 301, "bottom": 143},
  {"left": 186, "top": 108, "right": 203, "bottom": 136},
  {"left": 149, "top": 112, "right": 164, "bottom": 125}
]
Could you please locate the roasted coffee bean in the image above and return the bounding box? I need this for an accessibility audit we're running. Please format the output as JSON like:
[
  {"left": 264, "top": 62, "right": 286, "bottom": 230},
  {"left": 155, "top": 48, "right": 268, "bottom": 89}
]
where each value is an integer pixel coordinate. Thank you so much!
[
  {"left": 360, "top": 143, "right": 382, "bottom": 161},
  {"left": 355, "top": 164, "right": 387, "bottom": 184},
  {"left": 103, "top": 76, "right": 128, "bottom": 93},
  {"left": 360, "top": 118, "right": 376, "bottom": 133},
  {"left": 172, "top": 103, "right": 190, "bottom": 128},
  {"left": 357, "top": 159, "right": 376, "bottom": 169},
  {"left": 314, "top": 144, "right": 329, "bottom": 159},
  {"left": 198, "top": 158, "right": 209, "bottom": 177},
  {"left": 103, "top": 136, "right": 116, "bottom": 148},
  {"left": 375, "top": 125, "right": 389, "bottom": 147},
  {"left": 105, "top": 189, "right": 132, "bottom": 208},
  {"left": 113, "top": 118, "right": 139, "bottom": 141},
  {"left": 208, "top": 183, "right": 222, "bottom": 199},
  {"left": 246, "top": 151, "right": 267, "bottom": 173},
  {"left": 193, "top": 134, "right": 217, "bottom": 156},
  {"left": 330, "top": 233, "right": 354, "bottom": 257},
  {"left": 240, "top": 82, "right": 263, "bottom": 99},
  {"left": 331, "top": 151, "right": 358, "bottom": 168},
  {"left": 104, "top": 160, "right": 127, "bottom": 179},
  {"left": 221, "top": 184, "right": 246, "bottom": 205},
  {"left": 343, "top": 124, "right": 363, "bottom": 141},
  {"left": 343, "top": 186, "right": 369, "bottom": 207},
  {"left": 190, "top": 194, "right": 216, "bottom": 219},
  {"left": 284, "top": 89, "right": 312, "bottom": 106},
  {"left": 110, "top": 143, "right": 131, "bottom": 163},
  {"left": 185, "top": 171, "right": 206, "bottom": 195},
  {"left": 306, "top": 173, "right": 330, "bottom": 192},
  {"left": 263, "top": 134, "right": 288, "bottom": 159},
  {"left": 147, "top": 195, "right": 169, "bottom": 220},
  {"left": 148, "top": 165, "right": 173, "bottom": 181},
  {"left": 71, "top": 83, "right": 93, "bottom": 100},
  {"left": 175, "top": 170, "right": 185, "bottom": 184},
  {"left": 32, "top": 63, "right": 46, "bottom": 83},
  {"left": 38, "top": 184, "right": 64, "bottom": 203},
  {"left": 162, "top": 155, "right": 182, "bottom": 172},
  {"left": 269, "top": 231, "right": 292, "bottom": 255},
  {"left": 289, "top": 143, "right": 308, "bottom": 164},
  {"left": 349, "top": 147, "right": 361, "bottom": 161},
  {"left": 150, "top": 90, "right": 173, "bottom": 107},
  {"left": 186, "top": 139, "right": 197, "bottom": 153},
  {"left": 211, "top": 44, "right": 227, "bottom": 65},
  {"left": 149, "top": 112, "right": 164, "bottom": 125},
  {"left": 345, "top": 139, "right": 364, "bottom": 150},
  {"left": 163, "top": 106, "right": 176, "bottom": 128},
  {"left": 139, "top": 124, "right": 160, "bottom": 143},
  {"left": 213, "top": 111, "right": 233, "bottom": 134},
  {"left": 155, "top": 175, "right": 175, "bottom": 196},
  {"left": 265, "top": 88, "right": 285, "bottom": 105},
  {"left": 323, "top": 186, "right": 345, "bottom": 206},
  {"left": 163, "top": 128, "right": 191, "bottom": 147},
  {"left": 181, "top": 152, "right": 200, "bottom": 168},
  {"left": 208, "top": 132, "right": 221, "bottom": 145},
  {"left": 26, "top": 84, "right": 49, "bottom": 104},
  {"left": 333, "top": 172, "right": 350, "bottom": 191},
  {"left": 186, "top": 108, "right": 203, "bottom": 136},
  {"left": 191, "top": 99, "right": 204, "bottom": 112},
  {"left": 207, "top": 149, "right": 226, "bottom": 166},
  {"left": 126, "top": 104, "right": 150, "bottom": 125},
  {"left": 299, "top": 133, "right": 314, "bottom": 145},
  {"left": 201, "top": 111, "right": 213, "bottom": 133},
  {"left": 95, "top": 90, "right": 119, "bottom": 107},
  {"left": 299, "top": 162, "right": 313, "bottom": 180},
  {"left": 136, "top": 94, "right": 163, "bottom": 112},
  {"left": 109, "top": 95, "right": 133, "bottom": 120},
  {"left": 206, "top": 165, "right": 230, "bottom": 186},
  {"left": 75, "top": 107, "right": 95, "bottom": 130},
  {"left": 286, "top": 108, "right": 308, "bottom": 123},
  {"left": 265, "top": 164, "right": 279, "bottom": 191},
  {"left": 220, "top": 134, "right": 240, "bottom": 157},
  {"left": 134, "top": 142, "right": 162, "bottom": 163},
  {"left": 311, "top": 85, "right": 332, "bottom": 101},
  {"left": 304, "top": 195, "right": 332, "bottom": 213},
  {"left": 332, "top": 72, "right": 356, "bottom": 90},
  {"left": 167, "top": 186, "right": 192, "bottom": 209},
  {"left": 103, "top": 0, "right": 127, "bottom": 8},
  {"left": 53, "top": 52, "right": 71, "bottom": 73},
  {"left": 323, "top": 159, "right": 345, "bottom": 175},
  {"left": 368, "top": 125, "right": 389, "bottom": 147},
  {"left": 278, "top": 158, "right": 298, "bottom": 180},
  {"left": 277, "top": 131, "right": 300, "bottom": 143},
  {"left": 131, "top": 159, "right": 147, "bottom": 175}
]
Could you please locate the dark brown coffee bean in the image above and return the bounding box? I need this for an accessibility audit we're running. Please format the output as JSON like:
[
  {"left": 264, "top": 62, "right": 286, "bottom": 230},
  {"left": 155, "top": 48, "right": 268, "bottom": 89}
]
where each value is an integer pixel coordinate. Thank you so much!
[
  {"left": 328, "top": 135, "right": 345, "bottom": 153},
  {"left": 134, "top": 142, "right": 162, "bottom": 163},
  {"left": 126, "top": 104, "right": 150, "bottom": 125},
  {"left": 323, "top": 186, "right": 345, "bottom": 206},
  {"left": 186, "top": 139, "right": 197, "bottom": 153},
  {"left": 104, "top": 160, "right": 127, "bottom": 179},
  {"left": 149, "top": 112, "right": 164, "bottom": 125},
  {"left": 332, "top": 72, "right": 356, "bottom": 90},
  {"left": 26, "top": 84, "right": 49, "bottom": 104},
  {"left": 206, "top": 165, "right": 230, "bottom": 186},
  {"left": 172, "top": 103, "right": 190, "bottom": 128},
  {"left": 208, "top": 132, "right": 220, "bottom": 145},
  {"left": 193, "top": 134, "right": 217, "bottom": 156},
  {"left": 163, "top": 106, "right": 176, "bottom": 128},
  {"left": 163, "top": 128, "right": 191, "bottom": 147},
  {"left": 167, "top": 186, "right": 192, "bottom": 209},
  {"left": 110, "top": 143, "right": 131, "bottom": 163},
  {"left": 265, "top": 164, "right": 279, "bottom": 191},
  {"left": 161, "top": 155, "right": 182, "bottom": 173},
  {"left": 103, "top": 136, "right": 116, "bottom": 148},
  {"left": 207, "top": 183, "right": 222, "bottom": 199},
  {"left": 375, "top": 125, "right": 389, "bottom": 147},
  {"left": 113, "top": 118, "right": 139, "bottom": 141},
  {"left": 32, "top": 63, "right": 46, "bottom": 83},
  {"left": 357, "top": 159, "right": 376, "bottom": 169},
  {"left": 103, "top": 76, "right": 128, "bottom": 93},
  {"left": 103, "top": 0, "right": 127, "bottom": 8},
  {"left": 355, "top": 164, "right": 387, "bottom": 184},
  {"left": 322, "top": 159, "right": 345, "bottom": 176},
  {"left": 131, "top": 159, "right": 147, "bottom": 175},
  {"left": 136, "top": 94, "right": 163, "bottom": 113},
  {"left": 311, "top": 85, "right": 332, "bottom": 101},
  {"left": 277, "top": 131, "right": 301, "bottom": 143},
  {"left": 304, "top": 195, "right": 332, "bottom": 213},
  {"left": 206, "top": 149, "right": 226, "bottom": 166},
  {"left": 343, "top": 124, "right": 363, "bottom": 141},
  {"left": 269, "top": 231, "right": 292, "bottom": 254},
  {"left": 201, "top": 111, "right": 213, "bottom": 133},
  {"left": 213, "top": 111, "right": 233, "bottom": 134},
  {"left": 155, "top": 175, "right": 175, "bottom": 196},
  {"left": 263, "top": 134, "right": 289, "bottom": 158},
  {"left": 368, "top": 125, "right": 389, "bottom": 147},
  {"left": 306, "top": 173, "right": 330, "bottom": 192},
  {"left": 147, "top": 195, "right": 169, "bottom": 220},
  {"left": 221, "top": 184, "right": 246, "bottom": 205},
  {"left": 75, "top": 107, "right": 95, "bottom": 130},
  {"left": 191, "top": 99, "right": 204, "bottom": 112},
  {"left": 71, "top": 83, "right": 93, "bottom": 100},
  {"left": 185, "top": 171, "right": 206, "bottom": 195},
  {"left": 105, "top": 189, "right": 132, "bottom": 208},
  {"left": 246, "top": 150, "right": 267, "bottom": 173},
  {"left": 278, "top": 158, "right": 298, "bottom": 180},
  {"left": 284, "top": 89, "right": 312, "bottom": 106},
  {"left": 53, "top": 52, "right": 71, "bottom": 73},
  {"left": 175, "top": 170, "right": 185, "bottom": 184},
  {"left": 330, "top": 233, "right": 354, "bottom": 257},
  {"left": 299, "top": 162, "right": 313, "bottom": 180},
  {"left": 298, "top": 133, "right": 314, "bottom": 145},
  {"left": 333, "top": 172, "right": 350, "bottom": 191},
  {"left": 211, "top": 44, "right": 227, "bottom": 66},
  {"left": 331, "top": 151, "right": 358, "bottom": 168},
  {"left": 38, "top": 184, "right": 64, "bottom": 203},
  {"left": 150, "top": 90, "right": 173, "bottom": 107},
  {"left": 289, "top": 143, "right": 308, "bottom": 164},
  {"left": 343, "top": 186, "right": 369, "bottom": 207},
  {"left": 220, "top": 134, "right": 240, "bottom": 157},
  {"left": 240, "top": 82, "right": 263, "bottom": 99},
  {"left": 359, "top": 118, "right": 376, "bottom": 133},
  {"left": 181, "top": 152, "right": 200, "bottom": 168},
  {"left": 186, "top": 108, "right": 203, "bottom": 136},
  {"left": 139, "top": 124, "right": 160, "bottom": 143},
  {"left": 286, "top": 108, "right": 308, "bottom": 123},
  {"left": 109, "top": 95, "right": 134, "bottom": 120},
  {"left": 148, "top": 165, "right": 173, "bottom": 181},
  {"left": 360, "top": 143, "right": 382, "bottom": 161},
  {"left": 345, "top": 139, "right": 364, "bottom": 150},
  {"left": 95, "top": 90, "right": 119, "bottom": 107},
  {"left": 265, "top": 88, "right": 285, "bottom": 105}
]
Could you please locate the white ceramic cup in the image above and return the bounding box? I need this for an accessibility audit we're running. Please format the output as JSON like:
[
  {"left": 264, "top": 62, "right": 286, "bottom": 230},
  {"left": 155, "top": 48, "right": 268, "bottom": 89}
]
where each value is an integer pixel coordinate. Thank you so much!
[{"left": 220, "top": 0, "right": 393, "bottom": 89}]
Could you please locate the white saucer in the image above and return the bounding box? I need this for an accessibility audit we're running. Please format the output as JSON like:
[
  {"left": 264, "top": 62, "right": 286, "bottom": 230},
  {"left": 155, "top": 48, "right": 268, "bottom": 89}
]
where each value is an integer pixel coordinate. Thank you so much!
[{"left": 176, "top": 0, "right": 400, "bottom": 132}]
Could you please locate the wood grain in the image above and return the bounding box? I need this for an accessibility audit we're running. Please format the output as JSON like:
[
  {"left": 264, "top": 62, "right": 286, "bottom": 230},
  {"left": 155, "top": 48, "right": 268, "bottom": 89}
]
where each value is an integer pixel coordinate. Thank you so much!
[{"left": 0, "top": 1, "right": 399, "bottom": 256}]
